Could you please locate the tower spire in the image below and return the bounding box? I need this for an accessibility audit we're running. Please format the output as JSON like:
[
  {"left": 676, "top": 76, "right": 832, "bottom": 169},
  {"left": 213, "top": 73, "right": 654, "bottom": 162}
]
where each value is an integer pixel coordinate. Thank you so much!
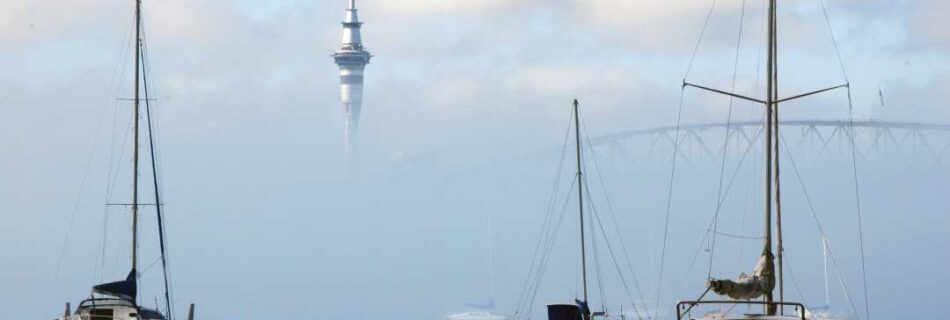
[{"left": 333, "top": 0, "right": 371, "bottom": 174}]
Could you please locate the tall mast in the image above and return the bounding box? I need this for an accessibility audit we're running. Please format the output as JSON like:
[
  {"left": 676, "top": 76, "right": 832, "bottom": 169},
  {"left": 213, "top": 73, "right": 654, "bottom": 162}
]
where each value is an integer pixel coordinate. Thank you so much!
[
  {"left": 763, "top": 0, "right": 777, "bottom": 315},
  {"left": 573, "top": 99, "right": 590, "bottom": 313},
  {"left": 131, "top": 0, "right": 141, "bottom": 281}
]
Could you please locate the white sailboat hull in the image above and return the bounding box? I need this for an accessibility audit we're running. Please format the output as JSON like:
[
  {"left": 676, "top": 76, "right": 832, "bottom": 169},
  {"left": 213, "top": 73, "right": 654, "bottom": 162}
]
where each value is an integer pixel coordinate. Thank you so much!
[{"left": 445, "top": 311, "right": 509, "bottom": 320}]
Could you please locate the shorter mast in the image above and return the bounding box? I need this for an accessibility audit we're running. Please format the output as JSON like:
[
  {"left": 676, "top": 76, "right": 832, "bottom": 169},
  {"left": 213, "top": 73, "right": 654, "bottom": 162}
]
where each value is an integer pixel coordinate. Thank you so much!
[{"left": 573, "top": 99, "right": 590, "bottom": 314}]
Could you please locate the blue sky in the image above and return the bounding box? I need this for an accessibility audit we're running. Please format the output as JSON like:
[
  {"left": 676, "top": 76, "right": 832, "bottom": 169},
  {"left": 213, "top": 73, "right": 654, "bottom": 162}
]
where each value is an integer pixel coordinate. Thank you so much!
[{"left": 1, "top": 0, "right": 948, "bottom": 319}]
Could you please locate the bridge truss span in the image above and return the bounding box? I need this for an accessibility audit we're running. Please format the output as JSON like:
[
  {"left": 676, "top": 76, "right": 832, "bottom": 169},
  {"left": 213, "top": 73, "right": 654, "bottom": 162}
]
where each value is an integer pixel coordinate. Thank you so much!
[{"left": 587, "top": 119, "right": 950, "bottom": 168}]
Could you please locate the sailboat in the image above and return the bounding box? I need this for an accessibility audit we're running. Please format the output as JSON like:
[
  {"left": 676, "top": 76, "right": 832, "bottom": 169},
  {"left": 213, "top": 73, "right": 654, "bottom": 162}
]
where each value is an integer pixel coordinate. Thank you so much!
[
  {"left": 673, "top": 0, "right": 856, "bottom": 319},
  {"left": 545, "top": 99, "right": 602, "bottom": 320},
  {"left": 446, "top": 216, "right": 509, "bottom": 320},
  {"left": 514, "top": 99, "right": 652, "bottom": 320},
  {"left": 803, "top": 237, "right": 848, "bottom": 320},
  {"left": 56, "top": 1, "right": 175, "bottom": 319}
]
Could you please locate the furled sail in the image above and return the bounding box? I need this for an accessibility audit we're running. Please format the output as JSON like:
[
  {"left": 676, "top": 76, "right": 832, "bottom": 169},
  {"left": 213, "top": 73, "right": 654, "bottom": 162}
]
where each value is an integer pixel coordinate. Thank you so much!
[
  {"left": 92, "top": 269, "right": 137, "bottom": 301},
  {"left": 707, "top": 252, "right": 775, "bottom": 300}
]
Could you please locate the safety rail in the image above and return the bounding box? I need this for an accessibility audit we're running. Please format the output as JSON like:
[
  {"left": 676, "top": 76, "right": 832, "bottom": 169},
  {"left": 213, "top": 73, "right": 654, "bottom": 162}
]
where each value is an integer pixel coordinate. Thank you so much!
[{"left": 675, "top": 300, "right": 807, "bottom": 320}]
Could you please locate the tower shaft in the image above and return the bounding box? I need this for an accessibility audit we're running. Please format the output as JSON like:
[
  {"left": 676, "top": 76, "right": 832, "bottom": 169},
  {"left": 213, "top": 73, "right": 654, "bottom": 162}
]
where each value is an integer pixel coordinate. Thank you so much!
[{"left": 332, "top": 0, "right": 371, "bottom": 169}]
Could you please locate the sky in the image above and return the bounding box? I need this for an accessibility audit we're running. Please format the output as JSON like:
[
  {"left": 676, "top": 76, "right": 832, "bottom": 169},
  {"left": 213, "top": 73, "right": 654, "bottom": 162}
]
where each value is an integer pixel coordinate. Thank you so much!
[{"left": 1, "top": 0, "right": 948, "bottom": 319}]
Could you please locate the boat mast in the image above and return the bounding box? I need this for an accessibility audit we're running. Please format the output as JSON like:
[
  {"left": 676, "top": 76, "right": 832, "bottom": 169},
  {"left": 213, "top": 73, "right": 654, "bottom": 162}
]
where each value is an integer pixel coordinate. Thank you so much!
[
  {"left": 683, "top": 0, "right": 848, "bottom": 314},
  {"left": 573, "top": 99, "right": 590, "bottom": 315},
  {"left": 131, "top": 0, "right": 142, "bottom": 283},
  {"left": 822, "top": 235, "right": 830, "bottom": 308},
  {"left": 763, "top": 0, "right": 778, "bottom": 315}
]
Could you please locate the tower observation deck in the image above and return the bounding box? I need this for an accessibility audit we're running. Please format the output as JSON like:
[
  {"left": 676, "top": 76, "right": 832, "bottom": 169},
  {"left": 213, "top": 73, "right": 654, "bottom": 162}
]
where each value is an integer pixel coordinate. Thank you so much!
[{"left": 332, "top": 0, "right": 372, "bottom": 167}]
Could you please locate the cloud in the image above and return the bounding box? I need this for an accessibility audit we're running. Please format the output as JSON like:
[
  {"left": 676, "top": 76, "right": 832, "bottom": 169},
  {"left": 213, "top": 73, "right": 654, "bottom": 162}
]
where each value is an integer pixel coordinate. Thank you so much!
[
  {"left": 572, "top": 0, "right": 748, "bottom": 52},
  {"left": 0, "top": 0, "right": 116, "bottom": 41},
  {"left": 421, "top": 77, "right": 481, "bottom": 116},
  {"left": 505, "top": 64, "right": 631, "bottom": 96},
  {"left": 371, "top": 0, "right": 543, "bottom": 17},
  {"left": 909, "top": 0, "right": 950, "bottom": 50},
  {"left": 3, "top": 0, "right": 948, "bottom": 158}
]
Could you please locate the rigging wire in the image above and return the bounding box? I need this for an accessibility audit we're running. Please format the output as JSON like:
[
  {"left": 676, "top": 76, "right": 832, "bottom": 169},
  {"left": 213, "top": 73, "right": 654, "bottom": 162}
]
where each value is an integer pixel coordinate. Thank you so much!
[
  {"left": 779, "top": 131, "right": 862, "bottom": 319},
  {"left": 143, "top": 27, "right": 177, "bottom": 318},
  {"left": 684, "top": 0, "right": 720, "bottom": 79},
  {"left": 580, "top": 117, "right": 650, "bottom": 317},
  {"left": 815, "top": 1, "right": 867, "bottom": 314},
  {"left": 88, "top": 13, "right": 139, "bottom": 285},
  {"left": 654, "top": 88, "right": 687, "bottom": 319},
  {"left": 781, "top": 252, "right": 807, "bottom": 305},
  {"left": 518, "top": 112, "right": 573, "bottom": 306},
  {"left": 845, "top": 86, "right": 871, "bottom": 320},
  {"left": 100, "top": 113, "right": 134, "bottom": 283},
  {"left": 515, "top": 110, "right": 575, "bottom": 319},
  {"left": 679, "top": 123, "right": 763, "bottom": 293},
  {"left": 521, "top": 177, "right": 579, "bottom": 320},
  {"left": 576, "top": 124, "right": 645, "bottom": 318},
  {"left": 54, "top": 13, "right": 137, "bottom": 280},
  {"left": 577, "top": 148, "right": 607, "bottom": 311},
  {"left": 741, "top": 0, "right": 768, "bottom": 265},
  {"left": 100, "top": 13, "right": 138, "bottom": 279},
  {"left": 98, "top": 200, "right": 111, "bottom": 283},
  {"left": 583, "top": 183, "right": 648, "bottom": 320},
  {"left": 140, "top": 24, "right": 175, "bottom": 319},
  {"left": 815, "top": 1, "right": 868, "bottom": 314},
  {"left": 588, "top": 208, "right": 608, "bottom": 312},
  {"left": 708, "top": 229, "right": 762, "bottom": 241},
  {"left": 657, "top": 0, "right": 721, "bottom": 314},
  {"left": 707, "top": 0, "right": 749, "bottom": 279},
  {"left": 141, "top": 256, "right": 163, "bottom": 274},
  {"left": 99, "top": 87, "right": 137, "bottom": 283},
  {"left": 817, "top": 0, "right": 849, "bottom": 82},
  {"left": 56, "top": 103, "right": 106, "bottom": 278},
  {"left": 517, "top": 181, "right": 575, "bottom": 316}
]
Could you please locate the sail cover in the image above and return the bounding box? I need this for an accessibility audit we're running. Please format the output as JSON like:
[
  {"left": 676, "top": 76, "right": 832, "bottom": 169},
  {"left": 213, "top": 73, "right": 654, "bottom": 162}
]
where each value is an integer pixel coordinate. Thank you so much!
[
  {"left": 93, "top": 269, "right": 137, "bottom": 301},
  {"left": 547, "top": 304, "right": 582, "bottom": 320},
  {"left": 707, "top": 252, "right": 775, "bottom": 300}
]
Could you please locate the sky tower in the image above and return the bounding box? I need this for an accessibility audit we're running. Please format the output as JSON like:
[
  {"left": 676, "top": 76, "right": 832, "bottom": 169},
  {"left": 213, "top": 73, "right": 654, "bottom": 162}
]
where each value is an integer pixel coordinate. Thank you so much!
[{"left": 332, "top": 0, "right": 371, "bottom": 167}]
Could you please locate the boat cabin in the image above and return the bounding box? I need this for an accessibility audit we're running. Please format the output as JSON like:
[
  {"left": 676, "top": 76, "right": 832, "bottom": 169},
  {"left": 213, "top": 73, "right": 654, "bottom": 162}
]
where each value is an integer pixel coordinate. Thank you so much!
[{"left": 57, "top": 298, "right": 165, "bottom": 320}]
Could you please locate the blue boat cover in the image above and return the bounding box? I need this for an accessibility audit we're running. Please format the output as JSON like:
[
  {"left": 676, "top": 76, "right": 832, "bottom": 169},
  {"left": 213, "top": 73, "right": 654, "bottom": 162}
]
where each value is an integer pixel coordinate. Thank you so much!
[{"left": 92, "top": 269, "right": 136, "bottom": 301}]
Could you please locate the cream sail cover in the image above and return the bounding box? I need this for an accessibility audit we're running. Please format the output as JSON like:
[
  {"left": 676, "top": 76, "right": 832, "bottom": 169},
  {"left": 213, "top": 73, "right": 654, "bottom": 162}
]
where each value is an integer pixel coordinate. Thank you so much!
[{"left": 707, "top": 252, "right": 776, "bottom": 300}]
